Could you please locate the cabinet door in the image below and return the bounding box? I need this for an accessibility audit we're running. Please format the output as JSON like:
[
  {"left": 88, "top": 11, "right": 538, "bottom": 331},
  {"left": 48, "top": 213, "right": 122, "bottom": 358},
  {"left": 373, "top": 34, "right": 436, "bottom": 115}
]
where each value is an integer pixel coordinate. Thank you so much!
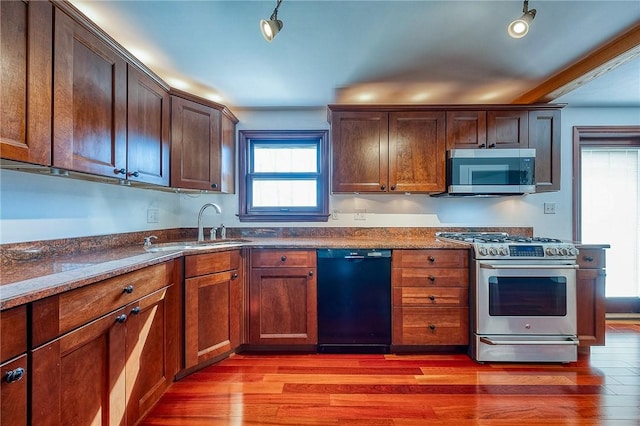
[
  {"left": 249, "top": 267, "right": 317, "bottom": 345},
  {"left": 446, "top": 111, "right": 487, "bottom": 150},
  {"left": 331, "top": 111, "right": 389, "bottom": 193},
  {"left": 185, "top": 271, "right": 238, "bottom": 368},
  {"left": 389, "top": 111, "right": 446, "bottom": 193},
  {"left": 220, "top": 113, "right": 237, "bottom": 194},
  {"left": 126, "top": 66, "right": 170, "bottom": 186},
  {"left": 125, "top": 286, "right": 177, "bottom": 425},
  {"left": 1, "top": 355, "right": 27, "bottom": 426},
  {"left": 528, "top": 109, "right": 561, "bottom": 192},
  {"left": 0, "top": 0, "right": 52, "bottom": 165},
  {"left": 487, "top": 110, "right": 528, "bottom": 148},
  {"left": 31, "top": 309, "right": 127, "bottom": 426},
  {"left": 52, "top": 8, "right": 127, "bottom": 177},
  {"left": 171, "top": 96, "right": 222, "bottom": 191},
  {"left": 576, "top": 269, "right": 606, "bottom": 347}
]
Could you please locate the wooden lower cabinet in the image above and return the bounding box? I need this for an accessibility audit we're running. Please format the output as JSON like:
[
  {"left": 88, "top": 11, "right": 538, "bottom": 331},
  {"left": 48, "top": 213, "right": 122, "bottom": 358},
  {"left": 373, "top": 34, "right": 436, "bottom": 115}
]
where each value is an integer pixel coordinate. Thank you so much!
[
  {"left": 30, "top": 261, "right": 178, "bottom": 425},
  {"left": 249, "top": 249, "right": 317, "bottom": 346},
  {"left": 576, "top": 246, "right": 607, "bottom": 347},
  {"left": 0, "top": 305, "right": 27, "bottom": 426},
  {"left": 184, "top": 250, "right": 242, "bottom": 369},
  {"left": 392, "top": 249, "right": 470, "bottom": 347}
]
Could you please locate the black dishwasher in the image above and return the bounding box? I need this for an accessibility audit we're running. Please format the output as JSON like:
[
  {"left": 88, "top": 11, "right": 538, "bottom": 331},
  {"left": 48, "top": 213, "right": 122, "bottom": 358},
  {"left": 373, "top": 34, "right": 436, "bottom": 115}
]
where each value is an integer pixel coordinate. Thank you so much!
[{"left": 317, "top": 248, "right": 392, "bottom": 353}]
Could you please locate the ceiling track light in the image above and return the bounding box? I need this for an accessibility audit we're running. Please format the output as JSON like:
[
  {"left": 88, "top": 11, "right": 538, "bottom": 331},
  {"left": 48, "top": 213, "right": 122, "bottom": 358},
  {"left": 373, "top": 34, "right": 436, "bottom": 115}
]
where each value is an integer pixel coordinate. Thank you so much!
[
  {"left": 260, "top": 0, "right": 284, "bottom": 42},
  {"left": 508, "top": 0, "right": 537, "bottom": 39}
]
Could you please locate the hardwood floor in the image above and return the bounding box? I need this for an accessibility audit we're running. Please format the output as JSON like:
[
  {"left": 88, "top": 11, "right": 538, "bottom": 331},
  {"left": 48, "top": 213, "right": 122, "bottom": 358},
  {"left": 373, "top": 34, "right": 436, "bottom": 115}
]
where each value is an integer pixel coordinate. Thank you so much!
[{"left": 140, "top": 320, "right": 640, "bottom": 425}]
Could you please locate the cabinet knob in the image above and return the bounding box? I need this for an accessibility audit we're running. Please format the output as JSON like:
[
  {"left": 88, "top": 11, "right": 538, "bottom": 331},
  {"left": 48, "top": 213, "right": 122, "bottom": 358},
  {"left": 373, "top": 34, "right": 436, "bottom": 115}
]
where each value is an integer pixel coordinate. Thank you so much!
[
  {"left": 478, "top": 143, "right": 486, "bottom": 148},
  {"left": 380, "top": 184, "right": 386, "bottom": 190},
  {"left": 429, "top": 256, "right": 436, "bottom": 262},
  {"left": 232, "top": 273, "right": 239, "bottom": 280},
  {"left": 488, "top": 143, "right": 496, "bottom": 148},
  {"left": 114, "top": 168, "right": 126, "bottom": 175},
  {"left": 583, "top": 256, "right": 594, "bottom": 262},
  {"left": 281, "top": 255, "right": 287, "bottom": 262},
  {"left": 4, "top": 367, "right": 25, "bottom": 384},
  {"left": 115, "top": 314, "right": 127, "bottom": 324},
  {"left": 123, "top": 285, "right": 134, "bottom": 294},
  {"left": 308, "top": 271, "right": 314, "bottom": 277},
  {"left": 131, "top": 306, "right": 141, "bottom": 315},
  {"left": 429, "top": 324, "right": 436, "bottom": 331},
  {"left": 390, "top": 184, "right": 396, "bottom": 190},
  {"left": 211, "top": 183, "right": 219, "bottom": 189},
  {"left": 127, "top": 171, "right": 140, "bottom": 178},
  {"left": 428, "top": 295, "right": 436, "bottom": 302},
  {"left": 428, "top": 275, "right": 436, "bottom": 282}
]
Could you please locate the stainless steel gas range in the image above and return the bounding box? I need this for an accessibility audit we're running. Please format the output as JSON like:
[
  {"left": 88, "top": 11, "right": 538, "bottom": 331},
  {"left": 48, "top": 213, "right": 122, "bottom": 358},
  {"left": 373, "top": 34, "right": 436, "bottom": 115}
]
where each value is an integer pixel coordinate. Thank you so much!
[{"left": 436, "top": 232, "right": 580, "bottom": 363}]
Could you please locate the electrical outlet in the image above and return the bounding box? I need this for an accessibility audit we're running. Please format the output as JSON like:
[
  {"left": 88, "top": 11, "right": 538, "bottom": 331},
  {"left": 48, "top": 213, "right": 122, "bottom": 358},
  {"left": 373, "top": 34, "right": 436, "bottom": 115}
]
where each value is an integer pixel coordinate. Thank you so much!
[
  {"left": 543, "top": 202, "right": 556, "bottom": 214},
  {"left": 147, "top": 208, "right": 159, "bottom": 223},
  {"left": 354, "top": 208, "right": 366, "bottom": 220},
  {"left": 331, "top": 209, "right": 339, "bottom": 220}
]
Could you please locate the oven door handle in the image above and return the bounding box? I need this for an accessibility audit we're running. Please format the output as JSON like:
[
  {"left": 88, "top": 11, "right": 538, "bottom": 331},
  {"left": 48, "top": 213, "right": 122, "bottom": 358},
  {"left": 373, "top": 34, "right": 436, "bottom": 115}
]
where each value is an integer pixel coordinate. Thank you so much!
[
  {"left": 480, "top": 336, "right": 579, "bottom": 346},
  {"left": 479, "top": 263, "right": 579, "bottom": 270}
]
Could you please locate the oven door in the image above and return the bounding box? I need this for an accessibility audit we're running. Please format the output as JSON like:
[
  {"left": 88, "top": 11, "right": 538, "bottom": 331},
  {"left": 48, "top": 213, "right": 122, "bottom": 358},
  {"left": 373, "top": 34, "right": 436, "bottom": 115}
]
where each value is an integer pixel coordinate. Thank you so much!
[{"left": 475, "top": 261, "right": 578, "bottom": 336}]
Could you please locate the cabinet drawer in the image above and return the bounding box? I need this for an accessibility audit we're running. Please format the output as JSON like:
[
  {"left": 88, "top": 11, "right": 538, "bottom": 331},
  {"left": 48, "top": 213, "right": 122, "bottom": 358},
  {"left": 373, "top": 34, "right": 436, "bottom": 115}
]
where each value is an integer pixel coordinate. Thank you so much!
[
  {"left": 185, "top": 249, "right": 240, "bottom": 278},
  {"left": 577, "top": 248, "right": 605, "bottom": 269},
  {"left": 251, "top": 249, "right": 316, "bottom": 268},
  {"left": 392, "top": 268, "right": 468, "bottom": 287},
  {"left": 32, "top": 262, "right": 174, "bottom": 346},
  {"left": 393, "top": 287, "right": 468, "bottom": 307},
  {"left": 1, "top": 354, "right": 27, "bottom": 426},
  {"left": 393, "top": 307, "right": 469, "bottom": 345},
  {"left": 1, "top": 305, "right": 27, "bottom": 363},
  {"left": 393, "top": 249, "right": 469, "bottom": 268}
]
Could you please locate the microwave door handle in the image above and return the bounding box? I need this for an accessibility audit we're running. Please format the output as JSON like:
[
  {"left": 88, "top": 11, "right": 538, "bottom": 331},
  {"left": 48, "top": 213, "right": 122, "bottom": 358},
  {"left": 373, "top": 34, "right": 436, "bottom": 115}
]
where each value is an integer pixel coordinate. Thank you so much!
[
  {"left": 480, "top": 336, "right": 579, "bottom": 346},
  {"left": 479, "top": 263, "right": 579, "bottom": 270}
]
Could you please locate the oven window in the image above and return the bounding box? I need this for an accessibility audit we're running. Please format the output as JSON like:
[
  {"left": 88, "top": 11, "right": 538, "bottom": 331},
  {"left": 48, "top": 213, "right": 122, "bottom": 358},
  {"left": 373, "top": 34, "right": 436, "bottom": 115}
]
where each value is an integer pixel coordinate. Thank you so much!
[{"left": 488, "top": 276, "right": 567, "bottom": 316}]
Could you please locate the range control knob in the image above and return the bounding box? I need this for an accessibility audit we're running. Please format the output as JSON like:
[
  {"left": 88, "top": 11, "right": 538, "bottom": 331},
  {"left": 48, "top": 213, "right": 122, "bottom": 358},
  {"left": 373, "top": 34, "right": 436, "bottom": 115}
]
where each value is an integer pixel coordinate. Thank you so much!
[
  {"left": 546, "top": 247, "right": 558, "bottom": 256},
  {"left": 488, "top": 247, "right": 496, "bottom": 256},
  {"left": 499, "top": 247, "right": 509, "bottom": 256},
  {"left": 569, "top": 248, "right": 579, "bottom": 256},
  {"left": 478, "top": 247, "right": 488, "bottom": 256}
]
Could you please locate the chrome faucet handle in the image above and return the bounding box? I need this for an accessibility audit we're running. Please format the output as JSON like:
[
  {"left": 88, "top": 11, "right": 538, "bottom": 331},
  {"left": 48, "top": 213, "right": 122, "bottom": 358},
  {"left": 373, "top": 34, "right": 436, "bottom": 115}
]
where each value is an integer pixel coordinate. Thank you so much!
[
  {"left": 143, "top": 235, "right": 158, "bottom": 248},
  {"left": 209, "top": 227, "right": 218, "bottom": 241},
  {"left": 219, "top": 224, "right": 226, "bottom": 239}
]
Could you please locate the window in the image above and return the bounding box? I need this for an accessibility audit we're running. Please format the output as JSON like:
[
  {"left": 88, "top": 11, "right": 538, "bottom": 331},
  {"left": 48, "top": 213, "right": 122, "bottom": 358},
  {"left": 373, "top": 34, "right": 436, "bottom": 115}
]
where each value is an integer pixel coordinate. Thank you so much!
[{"left": 238, "top": 130, "right": 329, "bottom": 222}]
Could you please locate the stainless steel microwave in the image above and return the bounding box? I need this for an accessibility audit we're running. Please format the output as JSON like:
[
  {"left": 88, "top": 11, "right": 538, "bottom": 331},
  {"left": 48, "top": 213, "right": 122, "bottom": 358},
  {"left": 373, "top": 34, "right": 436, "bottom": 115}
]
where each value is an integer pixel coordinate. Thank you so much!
[{"left": 444, "top": 148, "right": 536, "bottom": 195}]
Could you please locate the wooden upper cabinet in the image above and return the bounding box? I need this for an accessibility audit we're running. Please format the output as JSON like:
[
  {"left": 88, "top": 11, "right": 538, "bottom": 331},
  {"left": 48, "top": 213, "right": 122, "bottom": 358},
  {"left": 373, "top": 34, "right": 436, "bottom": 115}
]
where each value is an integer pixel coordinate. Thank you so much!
[
  {"left": 171, "top": 92, "right": 237, "bottom": 192},
  {"left": 126, "top": 66, "right": 170, "bottom": 186},
  {"left": 330, "top": 109, "right": 445, "bottom": 193},
  {"left": 529, "top": 109, "right": 561, "bottom": 192},
  {"left": 52, "top": 7, "right": 127, "bottom": 177},
  {"left": 0, "top": 0, "right": 52, "bottom": 165},
  {"left": 389, "top": 111, "right": 446, "bottom": 192},
  {"left": 447, "top": 110, "right": 528, "bottom": 150},
  {"left": 331, "top": 110, "right": 389, "bottom": 193},
  {"left": 487, "top": 110, "right": 528, "bottom": 148},
  {"left": 446, "top": 111, "right": 487, "bottom": 150}
]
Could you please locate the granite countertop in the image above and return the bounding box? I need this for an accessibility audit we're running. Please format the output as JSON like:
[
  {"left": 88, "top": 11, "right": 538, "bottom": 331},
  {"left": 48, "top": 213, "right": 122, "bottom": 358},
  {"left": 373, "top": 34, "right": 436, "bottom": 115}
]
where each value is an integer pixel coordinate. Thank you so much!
[{"left": 0, "top": 234, "right": 465, "bottom": 310}]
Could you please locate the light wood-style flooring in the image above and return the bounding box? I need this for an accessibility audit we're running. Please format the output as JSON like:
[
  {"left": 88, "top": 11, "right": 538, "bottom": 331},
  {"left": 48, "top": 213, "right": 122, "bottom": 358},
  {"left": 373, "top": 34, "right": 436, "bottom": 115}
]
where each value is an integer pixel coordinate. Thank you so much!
[{"left": 140, "top": 320, "right": 640, "bottom": 425}]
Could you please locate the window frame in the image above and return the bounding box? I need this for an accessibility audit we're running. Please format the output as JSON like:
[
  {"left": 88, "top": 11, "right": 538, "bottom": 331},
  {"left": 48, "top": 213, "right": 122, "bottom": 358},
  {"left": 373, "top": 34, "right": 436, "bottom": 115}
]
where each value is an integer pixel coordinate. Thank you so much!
[{"left": 238, "top": 130, "right": 330, "bottom": 222}]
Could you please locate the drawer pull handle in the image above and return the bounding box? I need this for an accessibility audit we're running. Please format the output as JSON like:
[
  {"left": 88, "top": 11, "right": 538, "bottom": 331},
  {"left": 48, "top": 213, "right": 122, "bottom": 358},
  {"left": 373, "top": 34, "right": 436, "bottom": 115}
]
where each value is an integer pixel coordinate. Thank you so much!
[
  {"left": 583, "top": 256, "right": 594, "bottom": 262},
  {"left": 429, "top": 256, "right": 435, "bottom": 262},
  {"left": 428, "top": 275, "right": 436, "bottom": 282},
  {"left": 281, "top": 255, "right": 287, "bottom": 262},
  {"left": 429, "top": 324, "right": 436, "bottom": 331},
  {"left": 4, "top": 367, "right": 25, "bottom": 384},
  {"left": 428, "top": 295, "right": 436, "bottom": 302},
  {"left": 131, "top": 306, "right": 141, "bottom": 315},
  {"left": 123, "top": 285, "right": 134, "bottom": 294},
  {"left": 232, "top": 273, "right": 239, "bottom": 280},
  {"left": 114, "top": 168, "right": 126, "bottom": 175},
  {"left": 115, "top": 314, "right": 127, "bottom": 324}
]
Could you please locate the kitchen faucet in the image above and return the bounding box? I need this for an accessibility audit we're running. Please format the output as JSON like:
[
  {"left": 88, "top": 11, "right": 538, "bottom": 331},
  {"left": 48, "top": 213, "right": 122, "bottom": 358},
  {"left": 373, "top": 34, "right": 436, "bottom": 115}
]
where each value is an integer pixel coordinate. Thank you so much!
[{"left": 197, "top": 203, "right": 222, "bottom": 242}]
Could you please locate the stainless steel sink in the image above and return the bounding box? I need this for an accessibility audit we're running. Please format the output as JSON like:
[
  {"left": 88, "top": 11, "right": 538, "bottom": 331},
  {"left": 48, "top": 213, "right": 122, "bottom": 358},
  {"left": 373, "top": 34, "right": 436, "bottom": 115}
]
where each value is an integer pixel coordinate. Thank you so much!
[{"left": 144, "top": 239, "right": 248, "bottom": 252}]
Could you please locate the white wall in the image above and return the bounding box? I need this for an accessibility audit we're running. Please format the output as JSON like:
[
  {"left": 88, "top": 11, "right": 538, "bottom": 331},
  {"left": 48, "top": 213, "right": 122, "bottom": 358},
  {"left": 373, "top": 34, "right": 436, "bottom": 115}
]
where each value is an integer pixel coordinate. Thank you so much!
[{"left": 1, "top": 106, "right": 638, "bottom": 244}]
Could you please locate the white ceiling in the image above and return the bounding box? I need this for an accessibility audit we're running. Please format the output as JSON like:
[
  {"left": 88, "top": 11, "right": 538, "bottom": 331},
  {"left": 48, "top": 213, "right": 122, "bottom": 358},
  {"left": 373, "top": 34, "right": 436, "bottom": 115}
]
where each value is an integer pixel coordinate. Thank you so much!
[{"left": 69, "top": 0, "right": 640, "bottom": 109}]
